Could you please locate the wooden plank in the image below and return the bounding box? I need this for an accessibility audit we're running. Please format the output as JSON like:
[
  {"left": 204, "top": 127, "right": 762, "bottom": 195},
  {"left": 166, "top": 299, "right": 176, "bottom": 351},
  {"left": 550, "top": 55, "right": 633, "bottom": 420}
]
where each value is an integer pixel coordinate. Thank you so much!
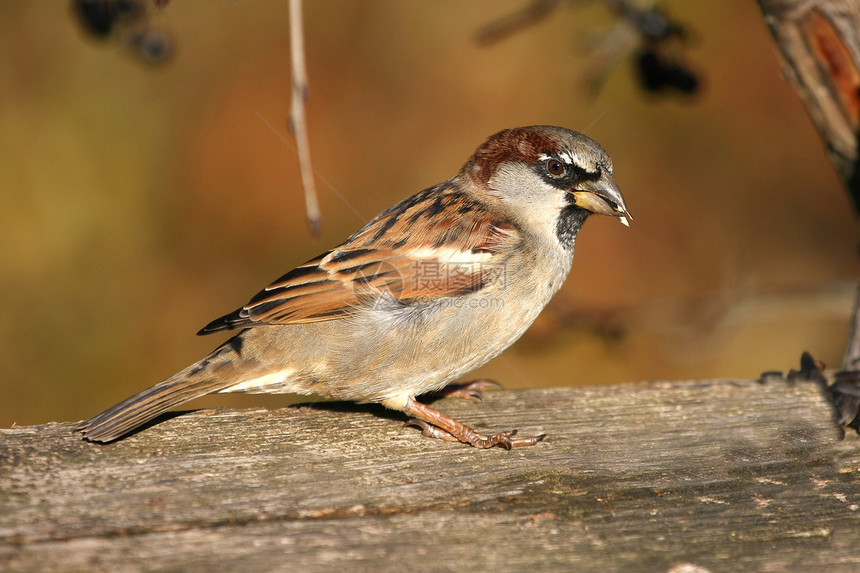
[{"left": 2, "top": 380, "right": 859, "bottom": 572}]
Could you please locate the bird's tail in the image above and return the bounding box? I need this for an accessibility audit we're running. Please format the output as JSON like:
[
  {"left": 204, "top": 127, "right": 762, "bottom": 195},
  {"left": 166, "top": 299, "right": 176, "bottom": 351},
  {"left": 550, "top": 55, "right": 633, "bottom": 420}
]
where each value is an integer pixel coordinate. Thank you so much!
[{"left": 77, "top": 343, "right": 240, "bottom": 442}]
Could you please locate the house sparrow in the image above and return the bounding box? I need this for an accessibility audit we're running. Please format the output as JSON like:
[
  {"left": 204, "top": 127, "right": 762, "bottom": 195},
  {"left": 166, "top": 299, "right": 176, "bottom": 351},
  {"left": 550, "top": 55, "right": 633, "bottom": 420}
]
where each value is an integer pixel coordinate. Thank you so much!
[{"left": 77, "top": 126, "right": 631, "bottom": 448}]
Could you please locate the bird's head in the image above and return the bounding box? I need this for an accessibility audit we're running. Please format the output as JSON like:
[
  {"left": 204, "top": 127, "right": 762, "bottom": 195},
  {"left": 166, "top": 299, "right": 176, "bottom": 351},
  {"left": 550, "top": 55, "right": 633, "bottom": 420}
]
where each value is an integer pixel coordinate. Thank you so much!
[{"left": 464, "top": 126, "right": 631, "bottom": 246}]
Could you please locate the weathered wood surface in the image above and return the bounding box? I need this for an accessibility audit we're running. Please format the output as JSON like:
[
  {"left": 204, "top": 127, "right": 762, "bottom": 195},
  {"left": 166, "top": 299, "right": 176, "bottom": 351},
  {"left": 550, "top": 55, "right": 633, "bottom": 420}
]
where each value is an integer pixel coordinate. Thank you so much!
[{"left": 2, "top": 380, "right": 860, "bottom": 572}]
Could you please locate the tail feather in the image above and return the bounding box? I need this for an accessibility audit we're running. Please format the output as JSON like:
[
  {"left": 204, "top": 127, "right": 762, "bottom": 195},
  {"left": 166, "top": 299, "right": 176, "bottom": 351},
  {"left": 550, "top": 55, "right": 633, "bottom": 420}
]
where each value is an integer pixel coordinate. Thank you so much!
[{"left": 77, "top": 354, "right": 238, "bottom": 442}]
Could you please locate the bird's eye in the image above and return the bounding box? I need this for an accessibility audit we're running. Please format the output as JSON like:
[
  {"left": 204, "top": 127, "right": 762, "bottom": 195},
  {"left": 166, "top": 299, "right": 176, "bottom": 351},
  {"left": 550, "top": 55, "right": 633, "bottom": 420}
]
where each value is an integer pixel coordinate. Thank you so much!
[{"left": 545, "top": 159, "right": 566, "bottom": 178}]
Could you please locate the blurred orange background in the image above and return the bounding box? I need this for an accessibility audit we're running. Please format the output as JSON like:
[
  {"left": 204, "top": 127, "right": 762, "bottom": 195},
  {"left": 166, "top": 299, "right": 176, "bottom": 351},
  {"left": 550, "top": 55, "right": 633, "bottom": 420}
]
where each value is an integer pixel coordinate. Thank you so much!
[{"left": 0, "top": 1, "right": 856, "bottom": 429}]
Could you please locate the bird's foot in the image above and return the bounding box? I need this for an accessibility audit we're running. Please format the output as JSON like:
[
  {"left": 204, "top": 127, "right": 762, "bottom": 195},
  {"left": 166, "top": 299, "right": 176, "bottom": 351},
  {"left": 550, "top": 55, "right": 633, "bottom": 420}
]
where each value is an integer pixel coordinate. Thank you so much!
[
  {"left": 401, "top": 398, "right": 545, "bottom": 450},
  {"left": 407, "top": 419, "right": 544, "bottom": 449}
]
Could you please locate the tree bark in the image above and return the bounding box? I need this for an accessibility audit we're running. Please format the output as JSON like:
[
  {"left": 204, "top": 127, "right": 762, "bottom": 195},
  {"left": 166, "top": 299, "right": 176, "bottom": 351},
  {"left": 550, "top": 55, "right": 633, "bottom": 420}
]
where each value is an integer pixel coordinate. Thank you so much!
[
  {"left": 757, "top": 0, "right": 860, "bottom": 370},
  {"left": 757, "top": 0, "right": 860, "bottom": 214}
]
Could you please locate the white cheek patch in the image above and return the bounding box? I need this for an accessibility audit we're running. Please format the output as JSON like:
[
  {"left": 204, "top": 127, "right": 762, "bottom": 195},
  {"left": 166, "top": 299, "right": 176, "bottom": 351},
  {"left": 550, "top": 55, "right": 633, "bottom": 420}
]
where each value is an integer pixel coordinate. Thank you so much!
[{"left": 488, "top": 162, "right": 570, "bottom": 235}]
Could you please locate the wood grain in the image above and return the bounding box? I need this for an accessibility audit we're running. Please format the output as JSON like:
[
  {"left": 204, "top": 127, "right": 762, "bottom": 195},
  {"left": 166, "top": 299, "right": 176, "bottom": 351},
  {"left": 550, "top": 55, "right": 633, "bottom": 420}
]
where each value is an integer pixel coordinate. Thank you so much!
[{"left": 2, "top": 380, "right": 860, "bottom": 572}]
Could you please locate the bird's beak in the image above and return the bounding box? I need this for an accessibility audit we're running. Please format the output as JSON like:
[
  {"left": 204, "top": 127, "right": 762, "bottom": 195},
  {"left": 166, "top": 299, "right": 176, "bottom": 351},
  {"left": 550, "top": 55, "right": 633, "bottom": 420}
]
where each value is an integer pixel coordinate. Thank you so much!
[{"left": 570, "top": 172, "right": 632, "bottom": 227}]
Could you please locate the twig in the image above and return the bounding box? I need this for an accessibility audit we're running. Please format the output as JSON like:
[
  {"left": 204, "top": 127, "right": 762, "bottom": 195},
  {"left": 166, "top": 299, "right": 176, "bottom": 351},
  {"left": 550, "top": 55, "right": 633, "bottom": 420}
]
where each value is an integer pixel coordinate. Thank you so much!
[
  {"left": 288, "top": 0, "right": 321, "bottom": 237},
  {"left": 477, "top": 1, "right": 699, "bottom": 96},
  {"left": 475, "top": 0, "right": 565, "bottom": 46}
]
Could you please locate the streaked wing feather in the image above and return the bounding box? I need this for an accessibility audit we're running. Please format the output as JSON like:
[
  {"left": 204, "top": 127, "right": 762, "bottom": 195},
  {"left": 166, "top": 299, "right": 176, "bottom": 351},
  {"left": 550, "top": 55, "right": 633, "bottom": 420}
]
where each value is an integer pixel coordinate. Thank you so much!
[{"left": 198, "top": 182, "right": 519, "bottom": 334}]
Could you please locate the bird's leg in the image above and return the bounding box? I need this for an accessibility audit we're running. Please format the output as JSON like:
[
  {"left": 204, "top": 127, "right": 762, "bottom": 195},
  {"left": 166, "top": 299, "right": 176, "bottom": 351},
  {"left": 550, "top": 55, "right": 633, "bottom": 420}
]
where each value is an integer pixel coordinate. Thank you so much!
[
  {"left": 401, "top": 398, "right": 545, "bottom": 449},
  {"left": 432, "top": 379, "right": 503, "bottom": 401}
]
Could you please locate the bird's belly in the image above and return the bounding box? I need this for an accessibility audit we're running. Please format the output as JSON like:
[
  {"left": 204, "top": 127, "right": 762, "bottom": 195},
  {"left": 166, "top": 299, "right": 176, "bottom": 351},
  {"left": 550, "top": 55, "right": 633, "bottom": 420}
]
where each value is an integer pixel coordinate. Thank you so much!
[
  {"left": 324, "top": 279, "right": 556, "bottom": 401},
  {"left": 218, "top": 267, "right": 565, "bottom": 403}
]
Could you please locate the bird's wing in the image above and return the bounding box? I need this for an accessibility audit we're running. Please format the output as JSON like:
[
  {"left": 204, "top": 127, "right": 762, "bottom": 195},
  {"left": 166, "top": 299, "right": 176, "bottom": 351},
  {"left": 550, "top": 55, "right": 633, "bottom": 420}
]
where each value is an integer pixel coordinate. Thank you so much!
[{"left": 198, "top": 183, "right": 519, "bottom": 334}]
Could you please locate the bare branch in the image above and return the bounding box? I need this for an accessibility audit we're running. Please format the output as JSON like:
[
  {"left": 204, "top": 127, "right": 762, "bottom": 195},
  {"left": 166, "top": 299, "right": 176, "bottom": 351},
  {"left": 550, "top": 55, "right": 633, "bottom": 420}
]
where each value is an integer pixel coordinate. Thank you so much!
[
  {"left": 288, "top": 0, "right": 321, "bottom": 237},
  {"left": 475, "top": 0, "right": 565, "bottom": 46},
  {"left": 755, "top": 0, "right": 860, "bottom": 371},
  {"left": 757, "top": 0, "right": 860, "bottom": 215}
]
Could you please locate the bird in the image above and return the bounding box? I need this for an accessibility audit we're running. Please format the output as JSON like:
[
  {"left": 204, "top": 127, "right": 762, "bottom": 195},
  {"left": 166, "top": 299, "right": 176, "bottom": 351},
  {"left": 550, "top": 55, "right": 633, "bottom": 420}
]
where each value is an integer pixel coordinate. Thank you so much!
[{"left": 77, "top": 125, "right": 631, "bottom": 448}]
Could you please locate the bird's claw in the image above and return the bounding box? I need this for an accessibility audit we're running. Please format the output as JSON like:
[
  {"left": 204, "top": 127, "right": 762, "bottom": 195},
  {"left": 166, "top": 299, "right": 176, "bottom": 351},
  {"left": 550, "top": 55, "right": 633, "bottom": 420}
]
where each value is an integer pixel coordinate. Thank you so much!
[{"left": 406, "top": 418, "right": 545, "bottom": 449}]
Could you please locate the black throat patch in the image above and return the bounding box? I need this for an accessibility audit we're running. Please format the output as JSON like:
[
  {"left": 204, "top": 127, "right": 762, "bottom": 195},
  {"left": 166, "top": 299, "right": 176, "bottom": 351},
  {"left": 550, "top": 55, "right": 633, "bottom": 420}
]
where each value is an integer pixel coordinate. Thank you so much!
[{"left": 555, "top": 202, "right": 590, "bottom": 250}]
